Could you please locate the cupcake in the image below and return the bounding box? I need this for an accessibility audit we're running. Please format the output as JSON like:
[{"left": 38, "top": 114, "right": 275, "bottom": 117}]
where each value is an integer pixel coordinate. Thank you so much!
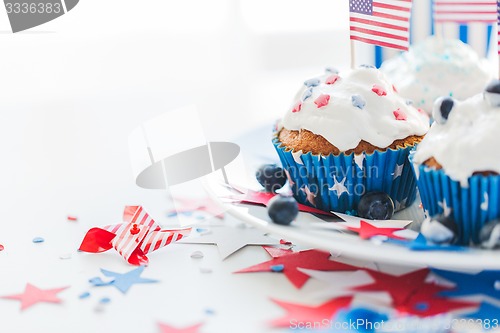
[
  {"left": 381, "top": 36, "right": 493, "bottom": 115},
  {"left": 411, "top": 80, "right": 500, "bottom": 245},
  {"left": 273, "top": 66, "right": 430, "bottom": 214}
]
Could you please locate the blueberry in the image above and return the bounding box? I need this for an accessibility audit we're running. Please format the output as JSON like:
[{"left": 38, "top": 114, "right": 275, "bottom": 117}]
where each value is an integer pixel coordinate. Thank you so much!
[
  {"left": 484, "top": 79, "right": 500, "bottom": 107},
  {"left": 357, "top": 192, "right": 394, "bottom": 220},
  {"left": 267, "top": 194, "right": 299, "bottom": 225},
  {"left": 255, "top": 164, "right": 287, "bottom": 193},
  {"left": 432, "top": 97, "right": 455, "bottom": 125},
  {"left": 420, "top": 215, "right": 459, "bottom": 245},
  {"left": 479, "top": 219, "right": 500, "bottom": 249}
]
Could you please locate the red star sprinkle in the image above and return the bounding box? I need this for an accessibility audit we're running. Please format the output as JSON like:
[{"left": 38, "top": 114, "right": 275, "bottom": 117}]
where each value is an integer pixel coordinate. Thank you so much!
[
  {"left": 392, "top": 84, "right": 398, "bottom": 92},
  {"left": 351, "top": 269, "right": 429, "bottom": 306},
  {"left": 371, "top": 84, "right": 387, "bottom": 96},
  {"left": 314, "top": 94, "right": 330, "bottom": 108},
  {"left": 0, "top": 244, "right": 4, "bottom": 251},
  {"left": 158, "top": 322, "right": 204, "bottom": 333},
  {"left": 292, "top": 101, "right": 302, "bottom": 113},
  {"left": 270, "top": 296, "right": 353, "bottom": 327},
  {"left": 227, "top": 187, "right": 333, "bottom": 216},
  {"left": 235, "top": 247, "right": 357, "bottom": 288},
  {"left": 393, "top": 108, "right": 407, "bottom": 121},
  {"left": 67, "top": 215, "right": 78, "bottom": 221},
  {"left": 347, "top": 220, "right": 405, "bottom": 240},
  {"left": 396, "top": 283, "right": 477, "bottom": 317},
  {"left": 325, "top": 74, "right": 340, "bottom": 85},
  {"left": 1, "top": 283, "right": 69, "bottom": 311}
]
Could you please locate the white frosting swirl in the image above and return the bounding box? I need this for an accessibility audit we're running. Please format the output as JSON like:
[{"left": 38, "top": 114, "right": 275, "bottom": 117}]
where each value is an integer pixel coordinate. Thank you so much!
[
  {"left": 281, "top": 67, "right": 430, "bottom": 151},
  {"left": 413, "top": 92, "right": 500, "bottom": 186},
  {"left": 381, "top": 37, "right": 493, "bottom": 115}
]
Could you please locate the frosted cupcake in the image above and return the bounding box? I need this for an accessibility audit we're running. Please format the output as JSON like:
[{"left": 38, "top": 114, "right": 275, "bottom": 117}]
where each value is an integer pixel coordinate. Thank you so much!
[
  {"left": 273, "top": 66, "right": 430, "bottom": 214},
  {"left": 381, "top": 37, "right": 493, "bottom": 115},
  {"left": 411, "top": 80, "right": 500, "bottom": 244}
]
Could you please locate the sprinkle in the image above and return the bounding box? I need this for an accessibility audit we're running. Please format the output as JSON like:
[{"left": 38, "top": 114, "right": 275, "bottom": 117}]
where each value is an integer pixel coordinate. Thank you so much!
[
  {"left": 304, "top": 78, "right": 320, "bottom": 87},
  {"left": 190, "top": 251, "right": 204, "bottom": 259},
  {"left": 280, "top": 239, "right": 292, "bottom": 245},
  {"left": 325, "top": 67, "right": 339, "bottom": 74},
  {"left": 59, "top": 253, "right": 72, "bottom": 260},
  {"left": 393, "top": 108, "right": 407, "bottom": 121},
  {"left": 292, "top": 101, "right": 302, "bottom": 113},
  {"left": 314, "top": 94, "right": 330, "bottom": 108},
  {"left": 325, "top": 74, "right": 340, "bottom": 85},
  {"left": 205, "top": 308, "right": 216, "bottom": 315},
  {"left": 32, "top": 237, "right": 44, "bottom": 243},
  {"left": 351, "top": 94, "right": 366, "bottom": 109},
  {"left": 270, "top": 264, "right": 285, "bottom": 272},
  {"left": 301, "top": 88, "right": 313, "bottom": 101},
  {"left": 67, "top": 215, "right": 78, "bottom": 221},
  {"left": 79, "top": 292, "right": 91, "bottom": 299},
  {"left": 392, "top": 84, "right": 398, "bottom": 93},
  {"left": 359, "top": 64, "right": 375, "bottom": 69},
  {"left": 199, "top": 267, "right": 213, "bottom": 274},
  {"left": 417, "top": 108, "right": 426, "bottom": 114},
  {"left": 0, "top": 244, "right": 4, "bottom": 251},
  {"left": 406, "top": 99, "right": 413, "bottom": 105},
  {"left": 99, "top": 297, "right": 111, "bottom": 304},
  {"left": 371, "top": 84, "right": 387, "bottom": 96}
]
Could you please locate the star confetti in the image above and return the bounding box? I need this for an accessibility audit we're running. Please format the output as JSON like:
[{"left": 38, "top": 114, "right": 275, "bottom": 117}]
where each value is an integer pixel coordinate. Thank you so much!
[
  {"left": 269, "top": 296, "right": 353, "bottom": 328},
  {"left": 351, "top": 269, "right": 430, "bottom": 306},
  {"left": 90, "top": 266, "right": 158, "bottom": 294},
  {"left": 396, "top": 282, "right": 477, "bottom": 317},
  {"left": 1, "top": 283, "right": 68, "bottom": 311},
  {"left": 179, "top": 225, "right": 280, "bottom": 260},
  {"left": 227, "top": 186, "right": 334, "bottom": 216},
  {"left": 347, "top": 221, "right": 406, "bottom": 240},
  {"left": 432, "top": 269, "right": 500, "bottom": 301},
  {"left": 158, "top": 322, "right": 204, "bottom": 333},
  {"left": 235, "top": 247, "right": 357, "bottom": 289}
]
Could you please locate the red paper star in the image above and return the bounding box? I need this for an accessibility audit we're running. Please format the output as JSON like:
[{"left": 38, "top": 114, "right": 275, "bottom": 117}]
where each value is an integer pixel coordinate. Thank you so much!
[
  {"left": 235, "top": 247, "right": 357, "bottom": 288},
  {"left": 351, "top": 269, "right": 429, "bottom": 306},
  {"left": 292, "top": 101, "right": 302, "bottom": 113},
  {"left": 347, "top": 221, "right": 405, "bottom": 240},
  {"left": 393, "top": 108, "right": 407, "bottom": 121},
  {"left": 325, "top": 74, "right": 340, "bottom": 85},
  {"left": 229, "top": 188, "right": 333, "bottom": 216},
  {"left": 270, "top": 296, "right": 353, "bottom": 327},
  {"left": 158, "top": 322, "right": 203, "bottom": 333},
  {"left": 314, "top": 94, "right": 330, "bottom": 108},
  {"left": 396, "top": 283, "right": 477, "bottom": 317},
  {"left": 371, "top": 84, "right": 387, "bottom": 96},
  {"left": 1, "top": 283, "right": 68, "bottom": 310},
  {"left": 170, "top": 197, "right": 224, "bottom": 219}
]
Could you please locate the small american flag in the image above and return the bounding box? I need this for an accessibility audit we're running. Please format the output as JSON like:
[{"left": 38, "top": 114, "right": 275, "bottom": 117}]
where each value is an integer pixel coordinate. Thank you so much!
[
  {"left": 434, "top": 0, "right": 497, "bottom": 23},
  {"left": 349, "top": 0, "right": 413, "bottom": 51}
]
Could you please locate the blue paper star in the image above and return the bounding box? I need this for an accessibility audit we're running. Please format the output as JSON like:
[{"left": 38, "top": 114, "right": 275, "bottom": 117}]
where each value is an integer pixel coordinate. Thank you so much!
[
  {"left": 432, "top": 269, "right": 500, "bottom": 300},
  {"left": 94, "top": 266, "right": 158, "bottom": 294},
  {"left": 463, "top": 302, "right": 500, "bottom": 328}
]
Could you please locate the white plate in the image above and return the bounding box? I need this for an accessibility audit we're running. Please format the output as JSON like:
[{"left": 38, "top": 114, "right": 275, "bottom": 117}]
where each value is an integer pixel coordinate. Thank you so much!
[{"left": 203, "top": 126, "right": 500, "bottom": 270}]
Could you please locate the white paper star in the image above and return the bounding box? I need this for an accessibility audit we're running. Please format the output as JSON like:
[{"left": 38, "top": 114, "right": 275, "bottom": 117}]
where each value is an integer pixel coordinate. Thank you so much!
[
  {"left": 301, "top": 185, "right": 317, "bottom": 206},
  {"left": 438, "top": 199, "right": 452, "bottom": 217},
  {"left": 179, "top": 226, "right": 280, "bottom": 259},
  {"left": 481, "top": 192, "right": 489, "bottom": 211},
  {"left": 329, "top": 176, "right": 349, "bottom": 199},
  {"left": 354, "top": 153, "right": 365, "bottom": 170},
  {"left": 392, "top": 163, "right": 404, "bottom": 180}
]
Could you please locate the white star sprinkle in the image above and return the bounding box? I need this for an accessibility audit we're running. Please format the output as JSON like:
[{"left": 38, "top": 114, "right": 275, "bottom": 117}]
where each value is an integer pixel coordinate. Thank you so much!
[
  {"left": 438, "top": 199, "right": 452, "bottom": 217},
  {"left": 329, "top": 176, "right": 349, "bottom": 199}
]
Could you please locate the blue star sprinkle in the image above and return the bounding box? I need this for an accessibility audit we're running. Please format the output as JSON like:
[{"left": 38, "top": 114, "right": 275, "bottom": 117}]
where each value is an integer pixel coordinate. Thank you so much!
[
  {"left": 432, "top": 269, "right": 500, "bottom": 300},
  {"left": 92, "top": 266, "right": 158, "bottom": 294},
  {"left": 304, "top": 78, "right": 321, "bottom": 87},
  {"left": 302, "top": 87, "right": 313, "bottom": 101},
  {"left": 351, "top": 94, "right": 366, "bottom": 109},
  {"left": 463, "top": 301, "right": 500, "bottom": 326},
  {"left": 32, "top": 237, "right": 44, "bottom": 243},
  {"left": 325, "top": 67, "right": 339, "bottom": 74},
  {"left": 359, "top": 64, "right": 375, "bottom": 69}
]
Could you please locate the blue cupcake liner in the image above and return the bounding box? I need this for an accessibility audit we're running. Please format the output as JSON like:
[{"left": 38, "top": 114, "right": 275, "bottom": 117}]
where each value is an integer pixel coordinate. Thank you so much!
[
  {"left": 411, "top": 157, "right": 500, "bottom": 245},
  {"left": 272, "top": 135, "right": 418, "bottom": 214}
]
